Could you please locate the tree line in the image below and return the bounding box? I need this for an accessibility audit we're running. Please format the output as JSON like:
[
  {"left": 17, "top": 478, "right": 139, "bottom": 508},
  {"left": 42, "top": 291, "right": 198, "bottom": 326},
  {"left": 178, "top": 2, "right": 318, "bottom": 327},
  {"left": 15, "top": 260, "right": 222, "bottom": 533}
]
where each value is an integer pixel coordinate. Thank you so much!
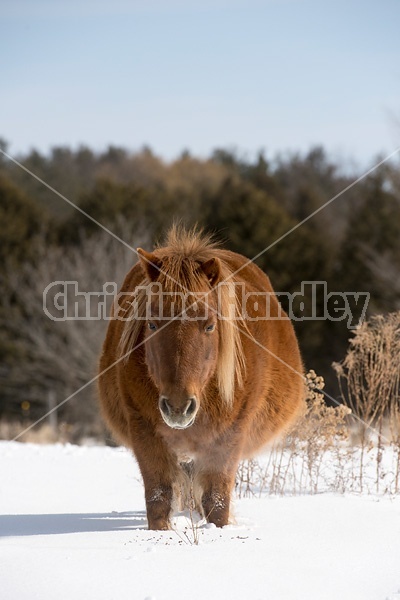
[{"left": 1, "top": 139, "right": 399, "bottom": 437}]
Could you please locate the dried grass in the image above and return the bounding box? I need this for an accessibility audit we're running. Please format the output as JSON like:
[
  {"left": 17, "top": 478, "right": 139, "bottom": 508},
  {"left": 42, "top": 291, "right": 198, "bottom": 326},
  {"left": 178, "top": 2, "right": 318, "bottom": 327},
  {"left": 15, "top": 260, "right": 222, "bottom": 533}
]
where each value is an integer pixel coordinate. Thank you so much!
[{"left": 237, "top": 326, "right": 400, "bottom": 498}]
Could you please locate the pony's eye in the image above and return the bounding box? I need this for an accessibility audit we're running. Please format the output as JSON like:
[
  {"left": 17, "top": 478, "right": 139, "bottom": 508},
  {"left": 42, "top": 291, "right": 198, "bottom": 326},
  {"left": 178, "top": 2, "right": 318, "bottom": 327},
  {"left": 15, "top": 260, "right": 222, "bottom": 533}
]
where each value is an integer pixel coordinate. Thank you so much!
[
  {"left": 148, "top": 322, "right": 157, "bottom": 331},
  {"left": 205, "top": 323, "right": 215, "bottom": 333}
]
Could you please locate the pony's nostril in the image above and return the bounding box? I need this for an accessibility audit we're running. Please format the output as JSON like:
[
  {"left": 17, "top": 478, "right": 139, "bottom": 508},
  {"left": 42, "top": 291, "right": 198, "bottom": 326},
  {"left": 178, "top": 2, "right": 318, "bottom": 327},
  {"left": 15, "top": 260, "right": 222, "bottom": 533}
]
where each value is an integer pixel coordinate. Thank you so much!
[
  {"left": 160, "top": 396, "right": 197, "bottom": 425},
  {"left": 184, "top": 398, "right": 197, "bottom": 417},
  {"left": 160, "top": 397, "right": 171, "bottom": 416}
]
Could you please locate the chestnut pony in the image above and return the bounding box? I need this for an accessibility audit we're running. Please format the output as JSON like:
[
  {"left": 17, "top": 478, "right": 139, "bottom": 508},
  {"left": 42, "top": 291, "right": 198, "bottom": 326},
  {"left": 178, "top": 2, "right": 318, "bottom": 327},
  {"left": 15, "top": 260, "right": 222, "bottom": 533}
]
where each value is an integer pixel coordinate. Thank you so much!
[{"left": 98, "top": 226, "right": 303, "bottom": 529}]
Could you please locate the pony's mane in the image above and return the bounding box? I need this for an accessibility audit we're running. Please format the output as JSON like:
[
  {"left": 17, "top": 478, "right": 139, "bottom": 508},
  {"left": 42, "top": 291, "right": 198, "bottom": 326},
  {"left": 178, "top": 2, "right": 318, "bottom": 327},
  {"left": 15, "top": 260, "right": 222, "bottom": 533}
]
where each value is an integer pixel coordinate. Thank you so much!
[
  {"left": 161, "top": 224, "right": 220, "bottom": 258},
  {"left": 119, "top": 225, "right": 246, "bottom": 405}
]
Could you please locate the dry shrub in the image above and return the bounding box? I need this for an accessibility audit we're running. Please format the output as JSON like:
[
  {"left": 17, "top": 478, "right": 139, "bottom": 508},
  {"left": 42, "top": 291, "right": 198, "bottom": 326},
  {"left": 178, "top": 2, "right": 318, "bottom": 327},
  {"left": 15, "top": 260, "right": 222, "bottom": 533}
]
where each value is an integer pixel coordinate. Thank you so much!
[
  {"left": 236, "top": 370, "right": 352, "bottom": 497},
  {"left": 236, "top": 360, "right": 400, "bottom": 497},
  {"left": 292, "top": 370, "right": 351, "bottom": 493},
  {"left": 0, "top": 418, "right": 107, "bottom": 446},
  {"left": 333, "top": 311, "right": 400, "bottom": 492},
  {"left": 333, "top": 312, "right": 400, "bottom": 440},
  {"left": 236, "top": 314, "right": 400, "bottom": 497},
  {"left": 0, "top": 419, "right": 64, "bottom": 444}
]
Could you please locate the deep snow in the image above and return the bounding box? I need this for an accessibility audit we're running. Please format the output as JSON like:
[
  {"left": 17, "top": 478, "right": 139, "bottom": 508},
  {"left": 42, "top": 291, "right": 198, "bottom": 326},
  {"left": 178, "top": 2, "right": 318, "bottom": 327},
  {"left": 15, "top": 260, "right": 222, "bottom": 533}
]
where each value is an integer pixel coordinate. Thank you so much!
[{"left": 1, "top": 441, "right": 400, "bottom": 600}]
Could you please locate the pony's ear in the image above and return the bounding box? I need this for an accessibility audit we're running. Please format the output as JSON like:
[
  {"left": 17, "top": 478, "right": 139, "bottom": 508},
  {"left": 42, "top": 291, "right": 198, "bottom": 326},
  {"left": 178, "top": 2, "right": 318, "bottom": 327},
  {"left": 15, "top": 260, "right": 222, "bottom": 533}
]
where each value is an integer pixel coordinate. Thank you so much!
[
  {"left": 137, "top": 248, "right": 162, "bottom": 282},
  {"left": 201, "top": 257, "right": 221, "bottom": 287}
]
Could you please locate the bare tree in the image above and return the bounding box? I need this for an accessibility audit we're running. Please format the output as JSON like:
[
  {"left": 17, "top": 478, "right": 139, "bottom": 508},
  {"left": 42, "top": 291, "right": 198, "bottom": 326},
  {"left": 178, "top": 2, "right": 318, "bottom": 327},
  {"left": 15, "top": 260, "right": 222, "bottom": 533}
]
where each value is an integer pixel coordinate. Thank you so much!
[{"left": 1, "top": 221, "right": 149, "bottom": 439}]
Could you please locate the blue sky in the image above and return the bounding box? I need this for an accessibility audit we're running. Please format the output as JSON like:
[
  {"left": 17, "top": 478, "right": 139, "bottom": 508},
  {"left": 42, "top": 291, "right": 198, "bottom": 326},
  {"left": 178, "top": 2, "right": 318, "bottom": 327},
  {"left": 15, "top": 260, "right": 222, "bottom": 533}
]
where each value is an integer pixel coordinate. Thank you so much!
[{"left": 1, "top": 0, "right": 399, "bottom": 165}]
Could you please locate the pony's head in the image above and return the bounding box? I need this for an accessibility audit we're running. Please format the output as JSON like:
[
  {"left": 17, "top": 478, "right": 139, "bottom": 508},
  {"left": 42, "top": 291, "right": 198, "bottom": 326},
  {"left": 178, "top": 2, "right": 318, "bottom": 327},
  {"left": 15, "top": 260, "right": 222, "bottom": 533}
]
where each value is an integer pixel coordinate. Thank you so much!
[
  {"left": 120, "top": 227, "right": 245, "bottom": 430},
  {"left": 138, "top": 248, "right": 221, "bottom": 429}
]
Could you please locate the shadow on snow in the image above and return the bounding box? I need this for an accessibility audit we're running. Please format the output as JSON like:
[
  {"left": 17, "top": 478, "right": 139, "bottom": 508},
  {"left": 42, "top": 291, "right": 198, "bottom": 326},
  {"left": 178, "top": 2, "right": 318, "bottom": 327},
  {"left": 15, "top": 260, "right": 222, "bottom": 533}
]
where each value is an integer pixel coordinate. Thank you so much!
[{"left": 0, "top": 511, "right": 148, "bottom": 537}]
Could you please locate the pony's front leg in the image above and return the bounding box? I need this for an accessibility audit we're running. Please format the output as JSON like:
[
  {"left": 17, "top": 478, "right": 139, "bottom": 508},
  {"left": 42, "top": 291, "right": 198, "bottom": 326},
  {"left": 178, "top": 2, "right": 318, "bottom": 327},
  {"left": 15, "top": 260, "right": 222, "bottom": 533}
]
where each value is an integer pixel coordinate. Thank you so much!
[
  {"left": 130, "top": 423, "right": 178, "bottom": 530},
  {"left": 199, "top": 469, "right": 237, "bottom": 527},
  {"left": 144, "top": 480, "right": 174, "bottom": 531}
]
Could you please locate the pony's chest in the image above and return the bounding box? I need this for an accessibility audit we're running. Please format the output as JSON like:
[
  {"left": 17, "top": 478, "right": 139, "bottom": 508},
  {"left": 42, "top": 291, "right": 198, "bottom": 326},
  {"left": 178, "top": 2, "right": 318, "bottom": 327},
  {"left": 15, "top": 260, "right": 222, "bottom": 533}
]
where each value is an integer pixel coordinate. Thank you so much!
[{"left": 158, "top": 423, "right": 212, "bottom": 461}]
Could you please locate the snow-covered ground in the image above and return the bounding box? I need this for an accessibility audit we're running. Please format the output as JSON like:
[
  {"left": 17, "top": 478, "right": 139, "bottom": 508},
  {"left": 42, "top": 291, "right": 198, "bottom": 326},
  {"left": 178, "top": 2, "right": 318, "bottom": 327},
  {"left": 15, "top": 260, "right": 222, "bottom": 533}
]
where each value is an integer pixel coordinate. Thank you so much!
[{"left": 1, "top": 441, "right": 400, "bottom": 600}]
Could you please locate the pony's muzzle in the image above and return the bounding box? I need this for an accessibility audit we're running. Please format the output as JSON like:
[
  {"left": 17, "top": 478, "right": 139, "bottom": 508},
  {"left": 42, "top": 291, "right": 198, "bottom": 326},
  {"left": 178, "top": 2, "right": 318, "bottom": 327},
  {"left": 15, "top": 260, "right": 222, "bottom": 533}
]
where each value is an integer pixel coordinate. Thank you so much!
[{"left": 159, "top": 395, "right": 198, "bottom": 429}]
